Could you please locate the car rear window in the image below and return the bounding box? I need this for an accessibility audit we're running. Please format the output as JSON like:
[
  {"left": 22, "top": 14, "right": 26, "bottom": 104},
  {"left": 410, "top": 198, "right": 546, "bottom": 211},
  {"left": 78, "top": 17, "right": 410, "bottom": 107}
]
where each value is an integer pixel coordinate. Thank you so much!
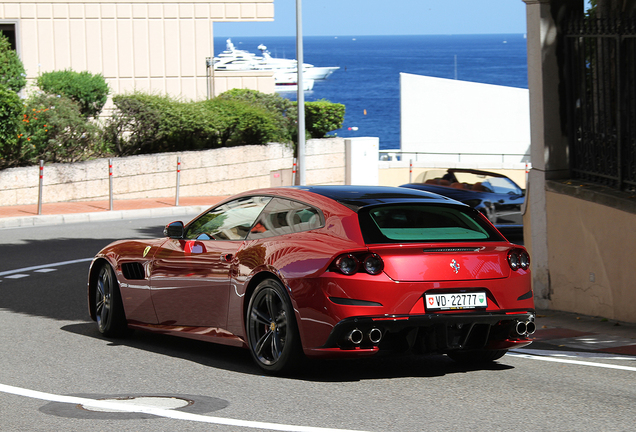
[{"left": 358, "top": 204, "right": 504, "bottom": 243}]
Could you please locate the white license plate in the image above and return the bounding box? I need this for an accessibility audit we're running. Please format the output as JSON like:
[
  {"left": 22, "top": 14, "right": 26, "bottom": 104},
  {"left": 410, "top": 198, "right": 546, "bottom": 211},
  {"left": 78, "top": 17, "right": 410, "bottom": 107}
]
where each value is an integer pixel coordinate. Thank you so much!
[{"left": 425, "top": 292, "right": 487, "bottom": 311}]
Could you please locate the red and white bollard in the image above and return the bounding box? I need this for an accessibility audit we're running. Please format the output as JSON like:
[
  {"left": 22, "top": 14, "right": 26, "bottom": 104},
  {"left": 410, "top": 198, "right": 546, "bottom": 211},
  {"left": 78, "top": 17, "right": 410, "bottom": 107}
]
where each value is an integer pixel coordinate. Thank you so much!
[
  {"left": 109, "top": 159, "right": 114, "bottom": 211},
  {"left": 37, "top": 160, "right": 44, "bottom": 215},
  {"left": 175, "top": 157, "right": 181, "bottom": 206}
]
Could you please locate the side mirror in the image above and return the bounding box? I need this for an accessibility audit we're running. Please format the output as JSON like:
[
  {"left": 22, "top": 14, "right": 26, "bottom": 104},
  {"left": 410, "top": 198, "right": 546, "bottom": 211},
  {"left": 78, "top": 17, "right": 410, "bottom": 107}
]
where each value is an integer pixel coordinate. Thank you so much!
[{"left": 164, "top": 221, "right": 185, "bottom": 239}]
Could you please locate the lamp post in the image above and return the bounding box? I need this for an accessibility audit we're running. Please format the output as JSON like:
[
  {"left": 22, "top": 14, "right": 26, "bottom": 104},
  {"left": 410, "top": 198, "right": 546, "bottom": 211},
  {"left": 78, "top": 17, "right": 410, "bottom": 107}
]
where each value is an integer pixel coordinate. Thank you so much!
[{"left": 296, "top": 0, "right": 306, "bottom": 185}]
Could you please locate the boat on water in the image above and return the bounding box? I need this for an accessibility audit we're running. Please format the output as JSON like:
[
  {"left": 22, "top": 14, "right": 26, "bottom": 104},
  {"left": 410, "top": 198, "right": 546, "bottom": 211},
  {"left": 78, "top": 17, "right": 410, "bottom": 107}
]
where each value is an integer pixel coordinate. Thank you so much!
[
  {"left": 256, "top": 44, "right": 339, "bottom": 80},
  {"left": 214, "top": 39, "right": 338, "bottom": 90},
  {"left": 273, "top": 72, "right": 315, "bottom": 92}
]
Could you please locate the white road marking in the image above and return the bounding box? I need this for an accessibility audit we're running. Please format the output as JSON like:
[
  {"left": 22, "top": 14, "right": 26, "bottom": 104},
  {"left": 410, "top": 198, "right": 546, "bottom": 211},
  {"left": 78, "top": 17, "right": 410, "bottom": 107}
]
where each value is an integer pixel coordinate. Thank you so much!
[
  {"left": 514, "top": 348, "right": 636, "bottom": 360},
  {"left": 5, "top": 274, "right": 29, "bottom": 279},
  {"left": 0, "top": 384, "right": 368, "bottom": 432},
  {"left": 507, "top": 352, "right": 636, "bottom": 371},
  {"left": 0, "top": 258, "right": 93, "bottom": 278},
  {"left": 34, "top": 268, "right": 57, "bottom": 273}
]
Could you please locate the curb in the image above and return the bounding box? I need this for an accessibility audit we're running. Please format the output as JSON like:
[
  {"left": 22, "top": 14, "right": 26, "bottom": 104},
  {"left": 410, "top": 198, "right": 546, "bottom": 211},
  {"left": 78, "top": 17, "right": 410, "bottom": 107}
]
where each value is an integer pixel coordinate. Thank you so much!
[{"left": 0, "top": 205, "right": 209, "bottom": 229}]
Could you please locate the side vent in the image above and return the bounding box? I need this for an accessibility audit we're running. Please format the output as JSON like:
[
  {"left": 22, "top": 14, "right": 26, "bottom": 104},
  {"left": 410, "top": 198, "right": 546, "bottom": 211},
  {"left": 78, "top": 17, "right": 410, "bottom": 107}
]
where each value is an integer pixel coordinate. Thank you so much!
[{"left": 121, "top": 262, "right": 145, "bottom": 280}]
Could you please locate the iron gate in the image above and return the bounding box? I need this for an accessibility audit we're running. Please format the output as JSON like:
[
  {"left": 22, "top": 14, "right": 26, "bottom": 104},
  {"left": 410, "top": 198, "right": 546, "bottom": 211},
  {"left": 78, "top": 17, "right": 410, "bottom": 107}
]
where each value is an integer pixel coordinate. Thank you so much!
[{"left": 564, "top": 17, "right": 636, "bottom": 191}]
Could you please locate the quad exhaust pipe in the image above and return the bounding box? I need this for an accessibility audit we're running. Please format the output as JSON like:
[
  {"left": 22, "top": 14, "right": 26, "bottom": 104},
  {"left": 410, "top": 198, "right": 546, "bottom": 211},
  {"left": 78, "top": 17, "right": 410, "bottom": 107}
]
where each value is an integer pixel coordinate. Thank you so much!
[
  {"left": 346, "top": 328, "right": 383, "bottom": 345},
  {"left": 346, "top": 329, "right": 364, "bottom": 344},
  {"left": 368, "top": 328, "right": 383, "bottom": 344},
  {"left": 515, "top": 319, "right": 536, "bottom": 336}
]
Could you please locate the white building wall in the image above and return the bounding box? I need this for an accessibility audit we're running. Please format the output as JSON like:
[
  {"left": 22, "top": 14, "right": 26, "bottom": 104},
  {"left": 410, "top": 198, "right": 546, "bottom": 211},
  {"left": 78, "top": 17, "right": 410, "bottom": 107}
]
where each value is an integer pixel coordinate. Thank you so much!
[
  {"left": 0, "top": 0, "right": 275, "bottom": 101},
  {"left": 400, "top": 73, "right": 531, "bottom": 165},
  {"left": 345, "top": 137, "right": 379, "bottom": 185}
]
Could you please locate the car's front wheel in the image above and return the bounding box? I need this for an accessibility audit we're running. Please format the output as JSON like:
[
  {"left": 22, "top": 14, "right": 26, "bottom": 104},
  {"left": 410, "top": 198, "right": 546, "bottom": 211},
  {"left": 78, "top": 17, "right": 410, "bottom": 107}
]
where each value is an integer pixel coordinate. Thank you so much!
[
  {"left": 447, "top": 349, "right": 508, "bottom": 364},
  {"left": 246, "top": 278, "right": 302, "bottom": 373},
  {"left": 95, "top": 263, "right": 129, "bottom": 337}
]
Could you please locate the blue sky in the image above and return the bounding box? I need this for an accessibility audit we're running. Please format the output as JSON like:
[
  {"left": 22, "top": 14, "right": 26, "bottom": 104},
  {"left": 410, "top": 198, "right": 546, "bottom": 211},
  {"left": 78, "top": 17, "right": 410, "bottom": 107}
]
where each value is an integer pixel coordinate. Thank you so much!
[{"left": 215, "top": 0, "right": 529, "bottom": 37}]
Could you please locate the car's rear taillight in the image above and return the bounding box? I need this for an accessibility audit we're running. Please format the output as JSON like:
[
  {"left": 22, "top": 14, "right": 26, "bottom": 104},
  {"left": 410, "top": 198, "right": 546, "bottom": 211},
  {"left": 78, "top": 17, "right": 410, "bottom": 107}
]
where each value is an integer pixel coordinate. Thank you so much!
[
  {"left": 508, "top": 249, "right": 530, "bottom": 271},
  {"left": 334, "top": 254, "right": 359, "bottom": 275},
  {"left": 332, "top": 253, "right": 385, "bottom": 276},
  {"left": 363, "top": 254, "right": 384, "bottom": 275}
]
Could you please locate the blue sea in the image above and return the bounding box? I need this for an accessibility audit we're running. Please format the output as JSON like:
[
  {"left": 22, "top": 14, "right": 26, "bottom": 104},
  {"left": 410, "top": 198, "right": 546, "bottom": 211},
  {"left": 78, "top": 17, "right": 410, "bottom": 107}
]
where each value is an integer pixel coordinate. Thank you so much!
[{"left": 214, "top": 34, "right": 528, "bottom": 150}]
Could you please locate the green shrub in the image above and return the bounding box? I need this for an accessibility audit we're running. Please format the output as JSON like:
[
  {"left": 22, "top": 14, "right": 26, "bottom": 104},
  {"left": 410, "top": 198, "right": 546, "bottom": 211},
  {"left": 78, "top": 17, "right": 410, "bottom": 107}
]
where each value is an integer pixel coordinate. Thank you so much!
[
  {"left": 0, "top": 34, "right": 26, "bottom": 93},
  {"left": 104, "top": 92, "right": 291, "bottom": 155},
  {"left": 216, "top": 89, "right": 294, "bottom": 142},
  {"left": 36, "top": 70, "right": 109, "bottom": 118},
  {"left": 201, "top": 98, "right": 288, "bottom": 146},
  {"left": 217, "top": 88, "right": 294, "bottom": 117},
  {"left": 0, "top": 85, "right": 24, "bottom": 168},
  {"left": 303, "top": 100, "right": 345, "bottom": 138},
  {"left": 103, "top": 92, "right": 169, "bottom": 155},
  {"left": 18, "top": 93, "right": 103, "bottom": 164}
]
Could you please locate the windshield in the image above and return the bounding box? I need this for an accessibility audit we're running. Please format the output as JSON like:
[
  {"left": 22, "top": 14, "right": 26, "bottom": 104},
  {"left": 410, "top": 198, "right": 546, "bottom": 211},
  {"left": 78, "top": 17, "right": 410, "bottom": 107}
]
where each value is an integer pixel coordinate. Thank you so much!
[
  {"left": 358, "top": 204, "right": 504, "bottom": 244},
  {"left": 417, "top": 170, "right": 522, "bottom": 195}
]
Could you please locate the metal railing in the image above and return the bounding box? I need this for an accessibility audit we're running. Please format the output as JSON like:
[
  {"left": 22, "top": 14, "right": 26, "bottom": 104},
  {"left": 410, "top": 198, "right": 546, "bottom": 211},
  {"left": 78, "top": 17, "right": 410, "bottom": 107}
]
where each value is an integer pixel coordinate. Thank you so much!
[{"left": 378, "top": 151, "right": 531, "bottom": 163}]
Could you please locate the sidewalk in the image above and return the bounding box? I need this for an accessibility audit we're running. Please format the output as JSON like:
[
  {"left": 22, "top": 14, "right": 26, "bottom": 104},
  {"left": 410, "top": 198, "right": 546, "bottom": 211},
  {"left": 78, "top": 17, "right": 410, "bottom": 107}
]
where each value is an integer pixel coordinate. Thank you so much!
[
  {"left": 532, "top": 309, "right": 636, "bottom": 357},
  {"left": 1, "top": 196, "right": 635, "bottom": 357},
  {"left": 0, "top": 196, "right": 227, "bottom": 229}
]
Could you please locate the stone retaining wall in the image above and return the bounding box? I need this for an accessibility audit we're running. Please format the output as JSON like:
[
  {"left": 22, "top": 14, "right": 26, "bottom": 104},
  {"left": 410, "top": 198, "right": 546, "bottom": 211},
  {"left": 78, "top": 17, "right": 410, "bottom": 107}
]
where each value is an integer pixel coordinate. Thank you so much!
[{"left": 0, "top": 138, "right": 346, "bottom": 206}]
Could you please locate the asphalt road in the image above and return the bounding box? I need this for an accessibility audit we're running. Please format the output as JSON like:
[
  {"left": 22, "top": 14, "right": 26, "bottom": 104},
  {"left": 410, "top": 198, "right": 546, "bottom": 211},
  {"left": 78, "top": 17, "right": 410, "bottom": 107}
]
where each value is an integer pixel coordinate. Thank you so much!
[{"left": 1, "top": 217, "right": 635, "bottom": 432}]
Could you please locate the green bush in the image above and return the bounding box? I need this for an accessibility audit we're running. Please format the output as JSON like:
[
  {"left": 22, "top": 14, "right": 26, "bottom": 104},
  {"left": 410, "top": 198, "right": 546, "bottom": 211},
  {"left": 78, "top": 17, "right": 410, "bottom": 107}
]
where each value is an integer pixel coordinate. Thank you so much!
[
  {"left": 303, "top": 100, "right": 345, "bottom": 138},
  {"left": 0, "top": 34, "right": 26, "bottom": 93},
  {"left": 216, "top": 88, "right": 294, "bottom": 142},
  {"left": 36, "top": 70, "right": 109, "bottom": 118},
  {"left": 104, "top": 92, "right": 292, "bottom": 155},
  {"left": 18, "top": 93, "right": 103, "bottom": 164},
  {"left": 104, "top": 93, "right": 221, "bottom": 155},
  {"left": 103, "top": 92, "right": 168, "bottom": 155},
  {"left": 216, "top": 88, "right": 294, "bottom": 117},
  {"left": 201, "top": 97, "right": 288, "bottom": 146},
  {"left": 0, "top": 85, "right": 24, "bottom": 168}
]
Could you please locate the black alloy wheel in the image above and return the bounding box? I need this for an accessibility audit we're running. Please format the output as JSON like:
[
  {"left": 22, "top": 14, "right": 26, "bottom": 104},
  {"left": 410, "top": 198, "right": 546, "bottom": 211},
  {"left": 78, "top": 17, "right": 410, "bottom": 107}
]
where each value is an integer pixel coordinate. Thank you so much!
[
  {"left": 95, "top": 263, "right": 129, "bottom": 337},
  {"left": 246, "top": 278, "right": 302, "bottom": 373}
]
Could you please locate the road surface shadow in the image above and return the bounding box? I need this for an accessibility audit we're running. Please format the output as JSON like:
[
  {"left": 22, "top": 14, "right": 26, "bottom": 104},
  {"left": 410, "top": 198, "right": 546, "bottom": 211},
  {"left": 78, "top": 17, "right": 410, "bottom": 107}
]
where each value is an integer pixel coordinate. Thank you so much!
[{"left": 62, "top": 322, "right": 514, "bottom": 381}]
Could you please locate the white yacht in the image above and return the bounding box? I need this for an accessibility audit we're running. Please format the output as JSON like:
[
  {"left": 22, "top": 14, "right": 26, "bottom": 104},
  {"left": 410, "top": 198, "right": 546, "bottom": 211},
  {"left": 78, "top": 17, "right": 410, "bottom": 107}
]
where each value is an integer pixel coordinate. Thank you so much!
[
  {"left": 273, "top": 72, "right": 315, "bottom": 92},
  {"left": 214, "top": 39, "right": 339, "bottom": 86}
]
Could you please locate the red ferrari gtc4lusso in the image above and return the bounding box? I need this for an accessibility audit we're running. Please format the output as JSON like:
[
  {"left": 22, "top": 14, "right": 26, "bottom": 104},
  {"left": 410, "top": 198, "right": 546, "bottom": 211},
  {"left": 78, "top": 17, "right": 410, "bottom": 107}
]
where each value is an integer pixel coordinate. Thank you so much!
[{"left": 88, "top": 186, "right": 535, "bottom": 373}]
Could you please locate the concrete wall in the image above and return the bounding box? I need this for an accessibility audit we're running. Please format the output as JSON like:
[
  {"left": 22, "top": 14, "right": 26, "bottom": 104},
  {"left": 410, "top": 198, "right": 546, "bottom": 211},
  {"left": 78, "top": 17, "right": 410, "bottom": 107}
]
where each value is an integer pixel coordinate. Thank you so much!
[
  {"left": 400, "top": 72, "right": 531, "bottom": 164},
  {"left": 0, "top": 0, "right": 275, "bottom": 101},
  {"left": 544, "top": 188, "right": 636, "bottom": 323},
  {"left": 0, "top": 138, "right": 346, "bottom": 206},
  {"left": 522, "top": 0, "right": 636, "bottom": 324}
]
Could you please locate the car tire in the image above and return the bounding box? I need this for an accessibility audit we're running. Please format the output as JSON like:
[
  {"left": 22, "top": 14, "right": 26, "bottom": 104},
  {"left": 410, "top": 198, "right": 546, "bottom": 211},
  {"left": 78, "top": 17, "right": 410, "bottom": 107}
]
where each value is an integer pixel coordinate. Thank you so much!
[
  {"left": 447, "top": 349, "right": 508, "bottom": 364},
  {"left": 246, "top": 278, "right": 303, "bottom": 374},
  {"left": 95, "top": 263, "right": 129, "bottom": 338}
]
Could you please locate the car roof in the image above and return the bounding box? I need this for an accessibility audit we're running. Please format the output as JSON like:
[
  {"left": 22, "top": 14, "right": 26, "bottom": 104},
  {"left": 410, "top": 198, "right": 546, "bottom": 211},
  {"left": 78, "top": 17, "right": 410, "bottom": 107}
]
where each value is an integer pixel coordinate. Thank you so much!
[{"left": 291, "top": 185, "right": 457, "bottom": 211}]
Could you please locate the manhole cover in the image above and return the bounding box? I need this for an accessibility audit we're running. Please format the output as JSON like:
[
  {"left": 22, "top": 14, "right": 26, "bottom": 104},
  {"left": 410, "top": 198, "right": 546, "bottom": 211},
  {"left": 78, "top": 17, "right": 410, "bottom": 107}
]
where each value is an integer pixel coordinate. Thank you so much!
[
  {"left": 80, "top": 396, "right": 192, "bottom": 413},
  {"left": 40, "top": 393, "right": 229, "bottom": 420}
]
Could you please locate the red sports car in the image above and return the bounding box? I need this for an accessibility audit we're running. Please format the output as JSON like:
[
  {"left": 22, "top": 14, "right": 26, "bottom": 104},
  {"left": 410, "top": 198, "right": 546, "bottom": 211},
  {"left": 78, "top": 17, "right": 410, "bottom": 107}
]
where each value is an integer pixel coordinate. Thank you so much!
[{"left": 88, "top": 186, "right": 535, "bottom": 373}]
